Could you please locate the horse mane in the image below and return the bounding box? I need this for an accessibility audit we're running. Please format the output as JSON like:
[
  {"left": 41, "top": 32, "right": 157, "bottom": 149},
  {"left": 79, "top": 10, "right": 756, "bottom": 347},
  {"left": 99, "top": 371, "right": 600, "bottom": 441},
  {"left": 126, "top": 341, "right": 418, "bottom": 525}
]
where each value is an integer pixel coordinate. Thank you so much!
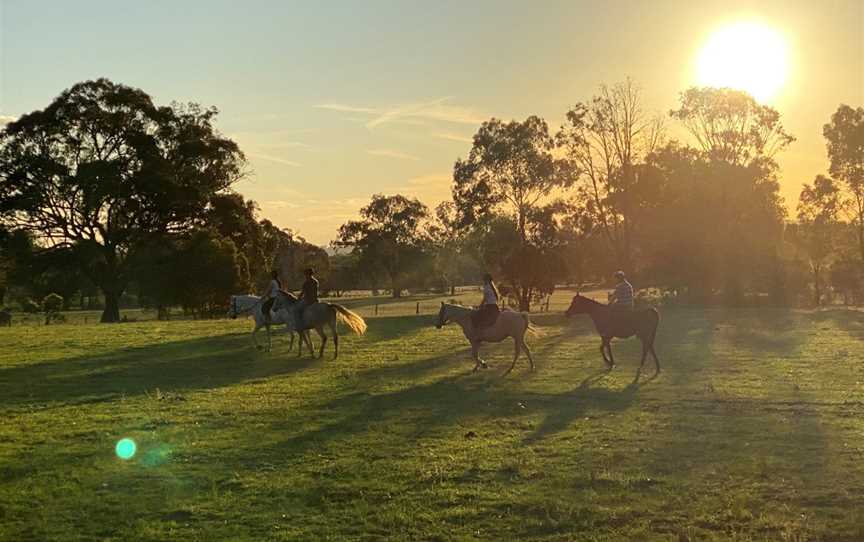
[{"left": 576, "top": 293, "right": 604, "bottom": 308}]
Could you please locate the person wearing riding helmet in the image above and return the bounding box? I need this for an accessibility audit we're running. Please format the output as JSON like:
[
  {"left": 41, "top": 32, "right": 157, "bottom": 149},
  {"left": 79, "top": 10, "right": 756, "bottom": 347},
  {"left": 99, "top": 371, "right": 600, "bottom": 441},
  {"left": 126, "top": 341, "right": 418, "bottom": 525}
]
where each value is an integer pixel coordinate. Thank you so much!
[
  {"left": 294, "top": 267, "right": 319, "bottom": 330},
  {"left": 609, "top": 270, "right": 634, "bottom": 311},
  {"left": 261, "top": 269, "right": 283, "bottom": 322},
  {"left": 471, "top": 273, "right": 501, "bottom": 330}
]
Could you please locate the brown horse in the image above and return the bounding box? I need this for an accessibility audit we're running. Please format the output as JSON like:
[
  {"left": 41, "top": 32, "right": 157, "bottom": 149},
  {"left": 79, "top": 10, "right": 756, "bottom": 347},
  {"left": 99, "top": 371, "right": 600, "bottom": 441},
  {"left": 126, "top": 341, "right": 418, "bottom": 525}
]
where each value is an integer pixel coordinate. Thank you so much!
[{"left": 565, "top": 294, "right": 660, "bottom": 376}]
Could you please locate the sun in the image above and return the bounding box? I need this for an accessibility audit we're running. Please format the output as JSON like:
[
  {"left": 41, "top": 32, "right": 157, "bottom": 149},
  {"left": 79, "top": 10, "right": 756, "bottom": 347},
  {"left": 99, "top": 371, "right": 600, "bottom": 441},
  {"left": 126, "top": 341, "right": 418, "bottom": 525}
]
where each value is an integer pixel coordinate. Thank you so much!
[{"left": 696, "top": 21, "right": 790, "bottom": 103}]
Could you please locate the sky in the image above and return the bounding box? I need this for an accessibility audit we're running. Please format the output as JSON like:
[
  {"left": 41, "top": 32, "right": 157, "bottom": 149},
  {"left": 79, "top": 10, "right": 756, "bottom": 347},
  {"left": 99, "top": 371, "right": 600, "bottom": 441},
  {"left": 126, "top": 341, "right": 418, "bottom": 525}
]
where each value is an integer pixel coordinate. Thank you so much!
[{"left": 1, "top": 0, "right": 862, "bottom": 245}]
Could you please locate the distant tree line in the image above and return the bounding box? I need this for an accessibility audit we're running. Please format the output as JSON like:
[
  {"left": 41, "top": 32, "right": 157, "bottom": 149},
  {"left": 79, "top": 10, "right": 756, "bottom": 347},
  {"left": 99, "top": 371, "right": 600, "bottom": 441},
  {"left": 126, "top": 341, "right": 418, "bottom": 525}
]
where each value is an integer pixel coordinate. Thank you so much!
[
  {"left": 1, "top": 78, "right": 862, "bottom": 321},
  {"left": 336, "top": 82, "right": 862, "bottom": 310}
]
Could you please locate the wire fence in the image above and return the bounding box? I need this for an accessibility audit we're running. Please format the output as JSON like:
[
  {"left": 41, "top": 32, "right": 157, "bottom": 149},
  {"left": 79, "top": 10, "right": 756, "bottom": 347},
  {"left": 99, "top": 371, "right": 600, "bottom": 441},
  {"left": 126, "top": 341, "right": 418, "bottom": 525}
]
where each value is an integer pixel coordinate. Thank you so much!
[{"left": 0, "top": 288, "right": 605, "bottom": 327}]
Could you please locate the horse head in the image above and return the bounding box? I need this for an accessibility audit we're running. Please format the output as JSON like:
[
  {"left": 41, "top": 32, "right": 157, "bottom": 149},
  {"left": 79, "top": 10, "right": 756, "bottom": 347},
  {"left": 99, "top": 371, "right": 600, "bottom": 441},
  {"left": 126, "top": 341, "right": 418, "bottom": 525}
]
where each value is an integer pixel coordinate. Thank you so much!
[
  {"left": 565, "top": 294, "right": 591, "bottom": 317},
  {"left": 435, "top": 302, "right": 449, "bottom": 329}
]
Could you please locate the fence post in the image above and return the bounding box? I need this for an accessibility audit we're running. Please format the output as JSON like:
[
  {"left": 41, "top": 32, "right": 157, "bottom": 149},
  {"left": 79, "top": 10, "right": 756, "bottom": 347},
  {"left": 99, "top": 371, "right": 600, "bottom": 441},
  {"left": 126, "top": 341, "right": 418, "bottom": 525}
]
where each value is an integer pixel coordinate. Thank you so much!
[
  {"left": 416, "top": 302, "right": 420, "bottom": 315},
  {"left": 374, "top": 304, "right": 379, "bottom": 316},
  {"left": 544, "top": 297, "right": 550, "bottom": 312}
]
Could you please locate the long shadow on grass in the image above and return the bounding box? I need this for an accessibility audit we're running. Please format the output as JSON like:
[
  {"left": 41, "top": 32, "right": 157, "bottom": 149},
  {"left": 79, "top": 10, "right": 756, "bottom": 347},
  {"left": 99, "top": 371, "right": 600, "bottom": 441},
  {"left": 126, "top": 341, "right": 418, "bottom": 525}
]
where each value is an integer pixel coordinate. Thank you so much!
[
  {"left": 243, "top": 347, "right": 652, "bottom": 467},
  {"left": 0, "top": 332, "right": 318, "bottom": 409},
  {"left": 0, "top": 315, "right": 440, "bottom": 410}
]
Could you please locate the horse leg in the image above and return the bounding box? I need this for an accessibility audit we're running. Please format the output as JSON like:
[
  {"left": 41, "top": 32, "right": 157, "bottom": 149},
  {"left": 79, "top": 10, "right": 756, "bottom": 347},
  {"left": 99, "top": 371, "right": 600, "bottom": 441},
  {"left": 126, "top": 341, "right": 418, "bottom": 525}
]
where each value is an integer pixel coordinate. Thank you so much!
[
  {"left": 470, "top": 342, "right": 487, "bottom": 372},
  {"left": 296, "top": 330, "right": 303, "bottom": 357},
  {"left": 252, "top": 324, "right": 261, "bottom": 350},
  {"left": 606, "top": 340, "right": 616, "bottom": 369},
  {"left": 599, "top": 340, "right": 610, "bottom": 367},
  {"left": 266, "top": 324, "right": 272, "bottom": 353},
  {"left": 651, "top": 343, "right": 660, "bottom": 374},
  {"left": 522, "top": 339, "right": 535, "bottom": 371},
  {"left": 330, "top": 317, "right": 339, "bottom": 360},
  {"left": 503, "top": 337, "right": 521, "bottom": 376},
  {"left": 636, "top": 339, "right": 649, "bottom": 379},
  {"left": 304, "top": 330, "right": 315, "bottom": 357},
  {"left": 601, "top": 338, "right": 615, "bottom": 369},
  {"left": 315, "top": 326, "right": 326, "bottom": 359}
]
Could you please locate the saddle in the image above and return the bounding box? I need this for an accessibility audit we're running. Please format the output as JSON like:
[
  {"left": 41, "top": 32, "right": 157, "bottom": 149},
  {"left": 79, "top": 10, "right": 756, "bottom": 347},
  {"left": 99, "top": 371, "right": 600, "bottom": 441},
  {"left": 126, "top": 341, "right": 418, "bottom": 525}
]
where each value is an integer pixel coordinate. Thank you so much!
[
  {"left": 605, "top": 309, "right": 637, "bottom": 337},
  {"left": 292, "top": 301, "right": 321, "bottom": 332},
  {"left": 471, "top": 305, "right": 500, "bottom": 331}
]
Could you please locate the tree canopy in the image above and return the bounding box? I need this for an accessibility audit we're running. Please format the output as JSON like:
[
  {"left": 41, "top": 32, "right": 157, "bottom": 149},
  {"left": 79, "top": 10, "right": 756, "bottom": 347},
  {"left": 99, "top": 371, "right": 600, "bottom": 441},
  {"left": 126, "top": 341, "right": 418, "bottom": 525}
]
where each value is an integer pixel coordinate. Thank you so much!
[{"left": 0, "top": 79, "right": 246, "bottom": 321}]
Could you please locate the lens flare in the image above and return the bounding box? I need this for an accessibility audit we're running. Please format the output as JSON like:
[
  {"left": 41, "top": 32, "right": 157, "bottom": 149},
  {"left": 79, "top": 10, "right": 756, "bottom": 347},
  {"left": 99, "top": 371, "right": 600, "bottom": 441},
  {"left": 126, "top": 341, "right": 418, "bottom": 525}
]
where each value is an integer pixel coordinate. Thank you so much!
[{"left": 115, "top": 438, "right": 137, "bottom": 460}]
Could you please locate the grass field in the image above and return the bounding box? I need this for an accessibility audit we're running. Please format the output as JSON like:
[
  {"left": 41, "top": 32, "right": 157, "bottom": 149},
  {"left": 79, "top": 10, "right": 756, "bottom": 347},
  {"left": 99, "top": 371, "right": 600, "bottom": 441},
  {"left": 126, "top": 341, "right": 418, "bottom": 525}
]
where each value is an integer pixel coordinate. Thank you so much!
[{"left": 2, "top": 292, "right": 864, "bottom": 540}]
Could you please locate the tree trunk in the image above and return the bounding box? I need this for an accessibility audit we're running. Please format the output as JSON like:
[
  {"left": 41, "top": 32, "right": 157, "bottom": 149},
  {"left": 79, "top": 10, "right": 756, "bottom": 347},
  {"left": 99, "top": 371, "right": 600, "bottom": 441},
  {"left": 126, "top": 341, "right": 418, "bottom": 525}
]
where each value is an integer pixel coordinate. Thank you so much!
[
  {"left": 518, "top": 286, "right": 531, "bottom": 312},
  {"left": 813, "top": 265, "right": 822, "bottom": 306},
  {"left": 101, "top": 290, "right": 121, "bottom": 323},
  {"left": 858, "top": 217, "right": 864, "bottom": 265}
]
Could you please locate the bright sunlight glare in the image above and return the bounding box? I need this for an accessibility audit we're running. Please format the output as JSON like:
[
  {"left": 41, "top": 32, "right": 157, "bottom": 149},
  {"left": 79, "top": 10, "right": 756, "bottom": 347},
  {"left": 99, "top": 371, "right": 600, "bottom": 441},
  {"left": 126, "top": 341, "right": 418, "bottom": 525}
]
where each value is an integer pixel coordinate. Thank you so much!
[{"left": 696, "top": 21, "right": 790, "bottom": 103}]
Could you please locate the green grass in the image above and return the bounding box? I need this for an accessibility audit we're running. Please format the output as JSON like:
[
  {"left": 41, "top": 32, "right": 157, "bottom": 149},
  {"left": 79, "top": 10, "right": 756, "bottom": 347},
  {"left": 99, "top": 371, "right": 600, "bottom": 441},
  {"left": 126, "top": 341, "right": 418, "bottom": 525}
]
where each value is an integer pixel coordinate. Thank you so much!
[{"left": 2, "top": 298, "right": 864, "bottom": 540}]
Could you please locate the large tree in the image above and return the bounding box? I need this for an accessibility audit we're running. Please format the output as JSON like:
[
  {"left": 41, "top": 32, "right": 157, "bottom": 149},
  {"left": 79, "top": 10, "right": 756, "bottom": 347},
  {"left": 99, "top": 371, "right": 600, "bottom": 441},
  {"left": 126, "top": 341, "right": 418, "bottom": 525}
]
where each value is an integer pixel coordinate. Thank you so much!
[
  {"left": 823, "top": 104, "right": 864, "bottom": 262},
  {"left": 557, "top": 80, "right": 664, "bottom": 270},
  {"left": 337, "top": 194, "right": 431, "bottom": 298},
  {"left": 0, "top": 79, "right": 245, "bottom": 321},
  {"left": 670, "top": 87, "right": 794, "bottom": 167},
  {"left": 793, "top": 175, "right": 843, "bottom": 305},
  {"left": 637, "top": 142, "right": 786, "bottom": 304},
  {"left": 429, "top": 201, "right": 482, "bottom": 295},
  {"left": 135, "top": 229, "right": 245, "bottom": 319},
  {"left": 452, "top": 116, "right": 570, "bottom": 310}
]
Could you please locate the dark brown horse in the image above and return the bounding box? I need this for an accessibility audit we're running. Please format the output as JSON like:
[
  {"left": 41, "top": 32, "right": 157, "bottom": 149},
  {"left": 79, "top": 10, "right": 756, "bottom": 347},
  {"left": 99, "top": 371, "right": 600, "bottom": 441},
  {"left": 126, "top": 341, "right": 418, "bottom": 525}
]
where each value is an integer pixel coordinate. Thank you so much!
[{"left": 565, "top": 294, "right": 660, "bottom": 375}]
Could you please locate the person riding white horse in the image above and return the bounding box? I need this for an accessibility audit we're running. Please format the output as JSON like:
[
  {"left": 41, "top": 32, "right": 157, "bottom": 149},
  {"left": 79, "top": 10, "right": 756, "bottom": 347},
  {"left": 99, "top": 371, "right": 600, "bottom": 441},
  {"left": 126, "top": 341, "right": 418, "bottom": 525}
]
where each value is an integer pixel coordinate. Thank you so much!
[
  {"left": 436, "top": 300, "right": 535, "bottom": 375},
  {"left": 261, "top": 269, "right": 285, "bottom": 324},
  {"left": 227, "top": 293, "right": 295, "bottom": 352}
]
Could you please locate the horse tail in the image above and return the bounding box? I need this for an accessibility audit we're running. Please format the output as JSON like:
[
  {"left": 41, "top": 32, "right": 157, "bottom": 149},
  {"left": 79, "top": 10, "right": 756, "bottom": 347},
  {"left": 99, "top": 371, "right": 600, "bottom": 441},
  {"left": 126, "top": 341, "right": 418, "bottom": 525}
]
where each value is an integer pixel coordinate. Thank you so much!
[{"left": 332, "top": 304, "right": 368, "bottom": 335}]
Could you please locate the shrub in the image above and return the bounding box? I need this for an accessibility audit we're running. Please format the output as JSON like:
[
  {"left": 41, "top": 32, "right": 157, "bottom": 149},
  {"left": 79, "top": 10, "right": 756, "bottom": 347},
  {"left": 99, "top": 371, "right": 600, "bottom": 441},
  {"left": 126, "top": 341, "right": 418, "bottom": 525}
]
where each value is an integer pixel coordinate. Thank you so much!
[{"left": 42, "top": 293, "right": 64, "bottom": 325}]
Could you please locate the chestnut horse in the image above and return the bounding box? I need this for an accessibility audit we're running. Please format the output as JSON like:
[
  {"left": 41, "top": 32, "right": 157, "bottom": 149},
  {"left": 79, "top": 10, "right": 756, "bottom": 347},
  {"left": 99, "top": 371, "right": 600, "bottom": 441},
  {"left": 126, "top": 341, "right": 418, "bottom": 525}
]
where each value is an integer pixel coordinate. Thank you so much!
[{"left": 565, "top": 294, "right": 660, "bottom": 376}]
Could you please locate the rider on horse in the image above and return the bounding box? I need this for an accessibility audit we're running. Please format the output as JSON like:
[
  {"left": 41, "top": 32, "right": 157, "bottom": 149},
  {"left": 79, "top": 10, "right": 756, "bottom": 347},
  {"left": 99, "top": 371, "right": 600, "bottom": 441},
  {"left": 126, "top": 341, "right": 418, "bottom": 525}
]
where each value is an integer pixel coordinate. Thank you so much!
[
  {"left": 294, "top": 267, "right": 319, "bottom": 330},
  {"left": 609, "top": 270, "right": 634, "bottom": 312},
  {"left": 471, "top": 273, "right": 500, "bottom": 332},
  {"left": 261, "top": 269, "right": 283, "bottom": 323}
]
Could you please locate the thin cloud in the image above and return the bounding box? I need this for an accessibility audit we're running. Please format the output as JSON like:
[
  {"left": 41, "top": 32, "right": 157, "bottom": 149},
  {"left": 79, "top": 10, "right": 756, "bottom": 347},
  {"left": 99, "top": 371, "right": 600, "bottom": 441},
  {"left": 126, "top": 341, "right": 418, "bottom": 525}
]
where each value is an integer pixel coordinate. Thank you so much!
[
  {"left": 315, "top": 103, "right": 378, "bottom": 114},
  {"left": 253, "top": 141, "right": 314, "bottom": 150},
  {"left": 367, "top": 149, "right": 420, "bottom": 161},
  {"left": 434, "top": 132, "right": 473, "bottom": 144},
  {"left": 247, "top": 152, "right": 301, "bottom": 167},
  {"left": 315, "top": 98, "right": 484, "bottom": 130},
  {"left": 0, "top": 115, "right": 17, "bottom": 126},
  {"left": 262, "top": 200, "right": 300, "bottom": 210}
]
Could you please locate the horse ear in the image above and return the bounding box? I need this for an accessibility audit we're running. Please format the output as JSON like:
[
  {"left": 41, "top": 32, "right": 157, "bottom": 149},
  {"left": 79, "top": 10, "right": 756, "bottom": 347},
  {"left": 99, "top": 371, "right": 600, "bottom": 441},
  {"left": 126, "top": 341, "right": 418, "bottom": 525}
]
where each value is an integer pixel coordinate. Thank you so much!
[{"left": 441, "top": 301, "right": 444, "bottom": 306}]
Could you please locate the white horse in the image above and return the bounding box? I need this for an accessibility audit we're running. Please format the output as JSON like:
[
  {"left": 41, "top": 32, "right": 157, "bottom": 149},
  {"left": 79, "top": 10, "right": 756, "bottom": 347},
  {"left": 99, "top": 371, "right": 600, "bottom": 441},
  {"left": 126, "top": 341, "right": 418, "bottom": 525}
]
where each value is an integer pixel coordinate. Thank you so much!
[
  {"left": 227, "top": 294, "right": 297, "bottom": 352},
  {"left": 435, "top": 302, "right": 536, "bottom": 375}
]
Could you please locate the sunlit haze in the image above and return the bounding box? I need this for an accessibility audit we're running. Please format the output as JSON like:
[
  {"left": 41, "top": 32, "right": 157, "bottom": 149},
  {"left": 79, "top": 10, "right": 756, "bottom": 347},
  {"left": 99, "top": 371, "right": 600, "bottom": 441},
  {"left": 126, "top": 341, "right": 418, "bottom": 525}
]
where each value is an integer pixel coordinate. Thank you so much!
[{"left": 1, "top": 1, "right": 862, "bottom": 244}]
